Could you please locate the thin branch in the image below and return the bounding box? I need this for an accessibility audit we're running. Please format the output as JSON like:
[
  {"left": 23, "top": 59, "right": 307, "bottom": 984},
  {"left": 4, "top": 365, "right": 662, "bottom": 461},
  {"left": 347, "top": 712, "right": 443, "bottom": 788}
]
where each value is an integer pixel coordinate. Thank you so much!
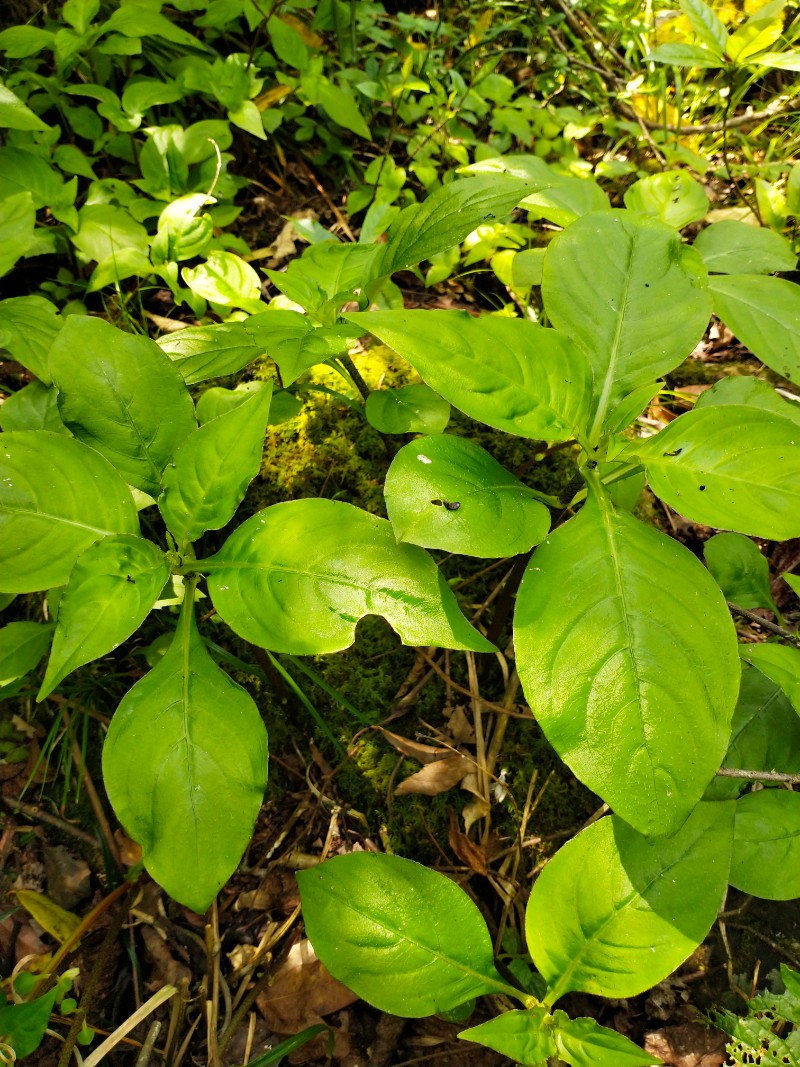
[
  {"left": 729, "top": 602, "right": 799, "bottom": 643},
  {"left": 717, "top": 768, "right": 800, "bottom": 784}
]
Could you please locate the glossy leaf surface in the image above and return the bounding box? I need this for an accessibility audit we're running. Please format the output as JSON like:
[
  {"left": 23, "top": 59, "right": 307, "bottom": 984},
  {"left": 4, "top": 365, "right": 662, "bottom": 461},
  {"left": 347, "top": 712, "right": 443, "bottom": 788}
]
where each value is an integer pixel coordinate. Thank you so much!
[
  {"left": 38, "top": 534, "right": 168, "bottom": 700},
  {"left": 704, "top": 533, "right": 778, "bottom": 612},
  {"left": 0, "top": 622, "right": 54, "bottom": 685},
  {"left": 157, "top": 321, "right": 269, "bottom": 385},
  {"left": 159, "top": 383, "right": 272, "bottom": 543},
  {"left": 638, "top": 406, "right": 800, "bottom": 540},
  {"left": 624, "top": 171, "right": 709, "bottom": 229},
  {"left": 739, "top": 643, "right": 800, "bottom": 715},
  {"left": 103, "top": 598, "right": 268, "bottom": 913},
  {"left": 0, "top": 381, "right": 67, "bottom": 434},
  {"left": 553, "top": 1013, "right": 661, "bottom": 1067},
  {"left": 695, "top": 374, "right": 800, "bottom": 427},
  {"left": 459, "top": 1009, "right": 557, "bottom": 1064},
  {"left": 365, "top": 384, "right": 450, "bottom": 435},
  {"left": 709, "top": 275, "right": 800, "bottom": 386},
  {"left": 0, "top": 431, "right": 139, "bottom": 593},
  {"left": 344, "top": 311, "right": 593, "bottom": 443},
  {"left": 49, "top": 317, "right": 196, "bottom": 495},
  {"left": 694, "top": 220, "right": 796, "bottom": 274},
  {"left": 385, "top": 434, "right": 550, "bottom": 557},
  {"left": 206, "top": 499, "right": 494, "bottom": 655},
  {"left": 730, "top": 790, "right": 800, "bottom": 899},
  {"left": 706, "top": 666, "right": 800, "bottom": 801},
  {"left": 377, "top": 175, "right": 541, "bottom": 276},
  {"left": 542, "top": 210, "right": 710, "bottom": 437},
  {"left": 182, "top": 250, "right": 263, "bottom": 311},
  {"left": 297, "top": 852, "right": 508, "bottom": 1016},
  {"left": 514, "top": 484, "right": 739, "bottom": 835},
  {"left": 0, "top": 295, "right": 61, "bottom": 383},
  {"left": 527, "top": 803, "right": 734, "bottom": 1001}
]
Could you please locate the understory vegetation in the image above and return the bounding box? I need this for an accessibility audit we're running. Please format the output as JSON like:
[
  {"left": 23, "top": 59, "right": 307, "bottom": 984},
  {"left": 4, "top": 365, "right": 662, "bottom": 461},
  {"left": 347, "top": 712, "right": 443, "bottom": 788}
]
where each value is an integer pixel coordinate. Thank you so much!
[{"left": 2, "top": 1, "right": 800, "bottom": 1065}]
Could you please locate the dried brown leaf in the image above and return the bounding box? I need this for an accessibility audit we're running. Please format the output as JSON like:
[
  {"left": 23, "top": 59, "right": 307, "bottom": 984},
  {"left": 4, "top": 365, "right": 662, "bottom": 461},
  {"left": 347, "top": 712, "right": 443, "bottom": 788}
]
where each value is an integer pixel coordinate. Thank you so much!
[
  {"left": 448, "top": 810, "right": 488, "bottom": 875},
  {"left": 380, "top": 728, "right": 452, "bottom": 765},
  {"left": 395, "top": 755, "right": 471, "bottom": 796},
  {"left": 644, "top": 1022, "right": 726, "bottom": 1067},
  {"left": 256, "top": 939, "right": 358, "bottom": 1034}
]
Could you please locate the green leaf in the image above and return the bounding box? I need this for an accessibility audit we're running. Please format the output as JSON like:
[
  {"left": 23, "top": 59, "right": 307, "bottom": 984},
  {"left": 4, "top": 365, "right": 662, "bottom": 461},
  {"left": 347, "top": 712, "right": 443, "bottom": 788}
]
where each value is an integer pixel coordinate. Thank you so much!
[
  {"left": 0, "top": 296, "right": 61, "bottom": 384},
  {"left": 521, "top": 179, "right": 609, "bottom": 229},
  {"left": 695, "top": 374, "right": 800, "bottom": 427},
  {"left": 265, "top": 244, "right": 379, "bottom": 316},
  {"left": 385, "top": 434, "right": 550, "bottom": 557},
  {"left": 785, "top": 572, "right": 800, "bottom": 598},
  {"left": 267, "top": 15, "right": 310, "bottom": 70},
  {"left": 49, "top": 317, "right": 196, "bottom": 496},
  {"left": 0, "top": 83, "right": 51, "bottom": 131},
  {"left": 679, "top": 0, "right": 728, "bottom": 54},
  {"left": 459, "top": 1009, "right": 557, "bottom": 1064},
  {"left": 377, "top": 175, "right": 542, "bottom": 276},
  {"left": 71, "top": 203, "right": 149, "bottom": 266},
  {"left": 647, "top": 42, "right": 724, "bottom": 67},
  {"left": 343, "top": 311, "right": 593, "bottom": 444},
  {"left": 624, "top": 171, "right": 709, "bottom": 229},
  {"left": 753, "top": 49, "right": 800, "bottom": 70},
  {"left": 365, "top": 384, "right": 450, "bottom": 434},
  {"left": 101, "top": 2, "right": 205, "bottom": 48},
  {"left": 636, "top": 406, "right": 800, "bottom": 540},
  {"left": 739, "top": 643, "right": 800, "bottom": 716},
  {"left": 706, "top": 665, "right": 800, "bottom": 800},
  {"left": 313, "top": 76, "right": 371, "bottom": 139},
  {"left": 157, "top": 321, "right": 268, "bottom": 385},
  {"left": 159, "top": 383, "right": 272, "bottom": 543},
  {"left": 37, "top": 534, "right": 169, "bottom": 700},
  {"left": 196, "top": 381, "right": 268, "bottom": 423},
  {"left": 205, "top": 498, "right": 495, "bottom": 655},
  {"left": 183, "top": 251, "right": 264, "bottom": 312},
  {"left": 0, "top": 148, "right": 74, "bottom": 213},
  {"left": 63, "top": 0, "right": 100, "bottom": 33},
  {"left": 102, "top": 595, "right": 268, "bottom": 913},
  {"left": 297, "top": 852, "right": 510, "bottom": 1016},
  {"left": 704, "top": 533, "right": 778, "bottom": 613},
  {"left": 514, "top": 482, "right": 739, "bottom": 836},
  {"left": 527, "top": 803, "right": 735, "bottom": 1001},
  {"left": 0, "top": 26, "right": 55, "bottom": 58},
  {"left": 694, "top": 220, "right": 796, "bottom": 274},
  {"left": 728, "top": 0, "right": 785, "bottom": 62},
  {"left": 542, "top": 210, "right": 711, "bottom": 440},
  {"left": 0, "top": 622, "right": 54, "bottom": 686},
  {"left": 228, "top": 99, "right": 267, "bottom": 139},
  {"left": 709, "top": 274, "right": 800, "bottom": 386},
  {"left": 553, "top": 1013, "right": 661, "bottom": 1067},
  {"left": 730, "top": 790, "right": 800, "bottom": 899},
  {"left": 0, "top": 191, "right": 35, "bottom": 277},
  {"left": 0, "top": 431, "right": 139, "bottom": 593},
  {"left": 0, "top": 988, "right": 58, "bottom": 1059}
]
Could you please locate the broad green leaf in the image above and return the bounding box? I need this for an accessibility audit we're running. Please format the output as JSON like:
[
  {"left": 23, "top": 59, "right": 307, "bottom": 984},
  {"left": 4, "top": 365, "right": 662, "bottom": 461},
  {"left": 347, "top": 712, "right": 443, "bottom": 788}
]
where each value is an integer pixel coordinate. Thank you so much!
[
  {"left": 267, "top": 15, "right": 309, "bottom": 69},
  {"left": 789, "top": 163, "right": 800, "bottom": 217},
  {"left": 520, "top": 177, "right": 609, "bottom": 229},
  {"left": 37, "top": 534, "right": 169, "bottom": 700},
  {"left": 344, "top": 311, "right": 593, "bottom": 444},
  {"left": 0, "top": 191, "right": 35, "bottom": 277},
  {"left": 553, "top": 1013, "right": 661, "bottom": 1067},
  {"left": 101, "top": 3, "right": 205, "bottom": 48},
  {"left": 754, "top": 49, "right": 800, "bottom": 70},
  {"left": 636, "top": 406, "right": 800, "bottom": 540},
  {"left": 0, "top": 431, "right": 139, "bottom": 593},
  {"left": 730, "top": 790, "right": 800, "bottom": 899},
  {"left": 706, "top": 665, "right": 800, "bottom": 800},
  {"left": 159, "top": 383, "right": 272, "bottom": 543},
  {"left": 0, "top": 622, "right": 54, "bottom": 686},
  {"left": 0, "top": 593, "right": 15, "bottom": 611},
  {"left": 728, "top": 0, "right": 785, "bottom": 62},
  {"left": 196, "top": 381, "right": 268, "bottom": 423},
  {"left": 695, "top": 374, "right": 800, "bottom": 427},
  {"left": 459, "top": 1009, "right": 557, "bottom": 1064},
  {"left": 514, "top": 483, "right": 739, "bottom": 836},
  {"left": 704, "top": 533, "right": 778, "bottom": 612},
  {"left": 71, "top": 204, "right": 149, "bottom": 266},
  {"left": 228, "top": 99, "right": 267, "bottom": 139},
  {"left": 63, "top": 0, "right": 100, "bottom": 33},
  {"left": 183, "top": 251, "right": 264, "bottom": 312},
  {"left": 265, "top": 244, "right": 379, "bottom": 316},
  {"left": 604, "top": 381, "right": 662, "bottom": 434},
  {"left": 49, "top": 316, "right": 196, "bottom": 495},
  {"left": 694, "top": 220, "right": 796, "bottom": 274},
  {"left": 739, "top": 643, "right": 800, "bottom": 715},
  {"left": 709, "top": 274, "right": 800, "bottom": 386},
  {"left": 0, "top": 988, "right": 58, "bottom": 1060},
  {"left": 0, "top": 150, "right": 74, "bottom": 222},
  {"left": 679, "top": 0, "right": 728, "bottom": 54},
  {"left": 157, "top": 321, "right": 269, "bottom": 385},
  {"left": 0, "top": 296, "right": 61, "bottom": 384},
  {"left": 88, "top": 248, "right": 152, "bottom": 292},
  {"left": 377, "top": 175, "right": 542, "bottom": 276},
  {"left": 542, "top": 210, "right": 711, "bottom": 439},
  {"left": 647, "top": 42, "right": 724, "bottom": 67},
  {"left": 385, "top": 434, "right": 550, "bottom": 557},
  {"left": 0, "top": 380, "right": 64, "bottom": 435},
  {"left": 0, "top": 26, "right": 54, "bottom": 58},
  {"left": 0, "top": 83, "right": 51, "bottom": 130},
  {"left": 624, "top": 171, "right": 709, "bottom": 229},
  {"left": 786, "top": 573, "right": 800, "bottom": 598},
  {"left": 526, "top": 803, "right": 735, "bottom": 1001},
  {"left": 121, "top": 77, "right": 183, "bottom": 121},
  {"left": 102, "top": 597, "right": 267, "bottom": 913},
  {"left": 256, "top": 318, "right": 359, "bottom": 384},
  {"left": 205, "top": 498, "right": 495, "bottom": 655},
  {"left": 297, "top": 852, "right": 510, "bottom": 1016},
  {"left": 365, "top": 384, "right": 450, "bottom": 435},
  {"left": 304, "top": 75, "right": 370, "bottom": 138}
]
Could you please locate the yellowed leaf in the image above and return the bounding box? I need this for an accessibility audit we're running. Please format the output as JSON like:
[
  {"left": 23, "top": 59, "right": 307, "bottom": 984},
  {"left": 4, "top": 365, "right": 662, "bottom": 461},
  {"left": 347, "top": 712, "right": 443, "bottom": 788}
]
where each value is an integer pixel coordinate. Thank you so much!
[
  {"left": 255, "top": 84, "right": 293, "bottom": 112},
  {"left": 278, "top": 13, "right": 323, "bottom": 48},
  {"left": 13, "top": 889, "right": 81, "bottom": 944}
]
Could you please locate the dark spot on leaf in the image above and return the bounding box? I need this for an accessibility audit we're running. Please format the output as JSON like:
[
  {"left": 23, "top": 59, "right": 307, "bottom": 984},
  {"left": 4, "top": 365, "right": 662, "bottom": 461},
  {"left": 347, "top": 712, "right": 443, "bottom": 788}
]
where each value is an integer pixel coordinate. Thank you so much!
[
  {"left": 126, "top": 575, "right": 135, "bottom": 583},
  {"left": 699, "top": 485, "right": 706, "bottom": 491},
  {"left": 431, "top": 499, "right": 443, "bottom": 506},
  {"left": 443, "top": 500, "right": 461, "bottom": 511},
  {"left": 664, "top": 448, "right": 682, "bottom": 457}
]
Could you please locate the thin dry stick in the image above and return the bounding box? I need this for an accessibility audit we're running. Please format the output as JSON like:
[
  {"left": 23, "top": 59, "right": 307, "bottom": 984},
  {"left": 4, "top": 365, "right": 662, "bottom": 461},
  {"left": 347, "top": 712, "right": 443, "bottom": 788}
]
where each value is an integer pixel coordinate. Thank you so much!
[
  {"left": 717, "top": 768, "right": 800, "bottom": 784},
  {"left": 2, "top": 796, "right": 99, "bottom": 847},
  {"left": 205, "top": 901, "right": 222, "bottom": 1067},
  {"left": 416, "top": 649, "right": 532, "bottom": 719},
  {"left": 133, "top": 1020, "right": 161, "bottom": 1067},
  {"left": 466, "top": 653, "right": 490, "bottom": 821},
  {"left": 62, "top": 707, "right": 122, "bottom": 870},
  {"left": 730, "top": 602, "right": 799, "bottom": 642}
]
